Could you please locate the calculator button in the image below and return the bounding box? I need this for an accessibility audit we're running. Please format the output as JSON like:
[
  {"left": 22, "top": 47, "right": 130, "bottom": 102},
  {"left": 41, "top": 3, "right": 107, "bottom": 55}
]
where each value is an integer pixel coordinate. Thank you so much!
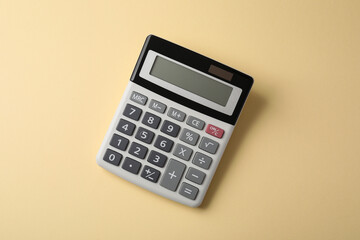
[
  {"left": 199, "top": 137, "right": 219, "bottom": 154},
  {"left": 122, "top": 157, "right": 142, "bottom": 174},
  {"left": 186, "top": 116, "right": 205, "bottom": 130},
  {"left": 141, "top": 165, "right": 161, "bottom": 183},
  {"left": 149, "top": 99, "right": 166, "bottom": 113},
  {"left": 123, "top": 104, "right": 142, "bottom": 121},
  {"left": 179, "top": 128, "right": 199, "bottom": 146},
  {"left": 179, "top": 182, "right": 199, "bottom": 200},
  {"left": 192, "top": 152, "right": 212, "bottom": 170},
  {"left": 167, "top": 107, "right": 186, "bottom": 122},
  {"left": 160, "top": 159, "right": 186, "bottom": 191},
  {"left": 186, "top": 168, "right": 206, "bottom": 185},
  {"left": 135, "top": 127, "right": 155, "bottom": 144},
  {"left": 116, "top": 119, "right": 136, "bottom": 136},
  {"left": 128, "top": 142, "right": 148, "bottom": 159},
  {"left": 142, "top": 112, "right": 161, "bottom": 129},
  {"left": 130, "top": 91, "right": 148, "bottom": 105},
  {"left": 160, "top": 120, "right": 180, "bottom": 137},
  {"left": 205, "top": 124, "right": 224, "bottom": 138},
  {"left": 147, "top": 150, "right": 167, "bottom": 168},
  {"left": 173, "top": 143, "right": 193, "bottom": 161},
  {"left": 154, "top": 135, "right": 174, "bottom": 152},
  {"left": 110, "top": 134, "right": 129, "bottom": 151},
  {"left": 103, "top": 149, "right": 122, "bottom": 166}
]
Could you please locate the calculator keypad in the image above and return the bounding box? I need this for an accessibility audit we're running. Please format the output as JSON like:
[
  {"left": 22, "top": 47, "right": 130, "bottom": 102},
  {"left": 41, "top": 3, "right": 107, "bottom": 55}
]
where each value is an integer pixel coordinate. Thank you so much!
[{"left": 102, "top": 90, "right": 227, "bottom": 204}]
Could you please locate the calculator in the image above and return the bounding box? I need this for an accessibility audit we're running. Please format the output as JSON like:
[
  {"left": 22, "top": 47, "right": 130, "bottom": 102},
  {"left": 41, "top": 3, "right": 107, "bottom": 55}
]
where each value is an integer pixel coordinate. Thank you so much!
[{"left": 96, "top": 35, "right": 253, "bottom": 207}]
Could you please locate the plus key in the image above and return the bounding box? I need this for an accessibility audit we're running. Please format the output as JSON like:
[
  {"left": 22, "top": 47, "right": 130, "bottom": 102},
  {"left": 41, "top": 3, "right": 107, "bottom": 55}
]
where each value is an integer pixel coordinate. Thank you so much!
[{"left": 160, "top": 159, "right": 186, "bottom": 191}]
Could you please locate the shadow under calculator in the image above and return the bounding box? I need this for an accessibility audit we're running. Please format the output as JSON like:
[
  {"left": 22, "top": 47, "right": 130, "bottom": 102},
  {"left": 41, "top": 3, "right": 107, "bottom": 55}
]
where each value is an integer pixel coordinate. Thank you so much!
[{"left": 200, "top": 91, "right": 266, "bottom": 209}]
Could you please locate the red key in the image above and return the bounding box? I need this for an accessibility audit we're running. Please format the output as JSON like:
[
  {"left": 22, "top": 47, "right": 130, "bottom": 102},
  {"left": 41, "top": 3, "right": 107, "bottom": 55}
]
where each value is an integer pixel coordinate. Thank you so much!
[{"left": 205, "top": 124, "right": 224, "bottom": 138}]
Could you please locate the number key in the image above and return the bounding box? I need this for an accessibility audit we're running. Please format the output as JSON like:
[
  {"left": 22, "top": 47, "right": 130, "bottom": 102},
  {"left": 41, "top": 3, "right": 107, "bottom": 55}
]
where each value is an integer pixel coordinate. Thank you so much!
[
  {"left": 123, "top": 104, "right": 142, "bottom": 121},
  {"left": 160, "top": 120, "right": 180, "bottom": 137},
  {"left": 110, "top": 134, "right": 129, "bottom": 151},
  {"left": 103, "top": 149, "right": 122, "bottom": 166},
  {"left": 128, "top": 142, "right": 148, "bottom": 159},
  {"left": 135, "top": 127, "right": 155, "bottom": 144},
  {"left": 142, "top": 112, "right": 161, "bottom": 129},
  {"left": 147, "top": 150, "right": 167, "bottom": 167},
  {"left": 116, "top": 119, "right": 136, "bottom": 136},
  {"left": 154, "top": 135, "right": 174, "bottom": 152}
]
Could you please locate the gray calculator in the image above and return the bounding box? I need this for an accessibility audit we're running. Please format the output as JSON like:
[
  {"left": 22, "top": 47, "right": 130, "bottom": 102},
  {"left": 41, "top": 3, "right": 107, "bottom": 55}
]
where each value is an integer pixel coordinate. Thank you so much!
[{"left": 96, "top": 35, "right": 253, "bottom": 207}]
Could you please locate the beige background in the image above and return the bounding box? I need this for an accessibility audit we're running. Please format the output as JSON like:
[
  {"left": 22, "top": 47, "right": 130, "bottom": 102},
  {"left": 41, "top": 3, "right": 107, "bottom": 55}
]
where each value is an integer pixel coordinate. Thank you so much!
[{"left": 1, "top": 0, "right": 359, "bottom": 239}]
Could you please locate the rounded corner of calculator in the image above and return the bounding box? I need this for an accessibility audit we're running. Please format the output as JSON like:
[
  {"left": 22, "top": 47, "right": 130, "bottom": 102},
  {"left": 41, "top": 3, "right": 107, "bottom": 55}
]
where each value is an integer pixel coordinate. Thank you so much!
[
  {"left": 95, "top": 155, "right": 103, "bottom": 167},
  {"left": 249, "top": 75, "right": 254, "bottom": 85},
  {"left": 96, "top": 152, "right": 109, "bottom": 170},
  {"left": 188, "top": 199, "right": 203, "bottom": 208}
]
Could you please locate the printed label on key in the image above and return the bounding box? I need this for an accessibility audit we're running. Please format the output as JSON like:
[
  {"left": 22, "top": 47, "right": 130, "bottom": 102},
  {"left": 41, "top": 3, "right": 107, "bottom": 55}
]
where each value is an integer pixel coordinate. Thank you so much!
[
  {"left": 205, "top": 124, "right": 224, "bottom": 138},
  {"left": 161, "top": 120, "right": 180, "bottom": 137},
  {"left": 147, "top": 150, "right": 167, "bottom": 167},
  {"left": 149, "top": 99, "right": 166, "bottom": 113},
  {"left": 123, "top": 104, "right": 142, "bottom": 121},
  {"left": 167, "top": 107, "right": 186, "bottom": 122},
  {"left": 141, "top": 166, "right": 161, "bottom": 183},
  {"left": 192, "top": 152, "right": 212, "bottom": 170},
  {"left": 179, "top": 128, "right": 199, "bottom": 145},
  {"left": 179, "top": 182, "right": 199, "bottom": 200},
  {"left": 160, "top": 159, "right": 186, "bottom": 191},
  {"left": 199, "top": 137, "right": 219, "bottom": 154},
  {"left": 130, "top": 91, "right": 147, "bottom": 105},
  {"left": 173, "top": 143, "right": 193, "bottom": 161},
  {"left": 186, "top": 167, "right": 206, "bottom": 185},
  {"left": 186, "top": 116, "right": 205, "bottom": 130}
]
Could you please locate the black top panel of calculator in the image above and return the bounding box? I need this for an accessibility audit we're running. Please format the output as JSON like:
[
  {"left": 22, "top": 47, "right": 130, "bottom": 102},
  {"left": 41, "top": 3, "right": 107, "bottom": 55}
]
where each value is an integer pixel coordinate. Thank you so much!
[{"left": 130, "top": 35, "right": 253, "bottom": 125}]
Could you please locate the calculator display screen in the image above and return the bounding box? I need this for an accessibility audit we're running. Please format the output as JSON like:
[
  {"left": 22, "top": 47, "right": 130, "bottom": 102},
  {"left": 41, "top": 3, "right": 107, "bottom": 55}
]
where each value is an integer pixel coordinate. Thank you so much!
[{"left": 150, "top": 56, "right": 233, "bottom": 106}]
